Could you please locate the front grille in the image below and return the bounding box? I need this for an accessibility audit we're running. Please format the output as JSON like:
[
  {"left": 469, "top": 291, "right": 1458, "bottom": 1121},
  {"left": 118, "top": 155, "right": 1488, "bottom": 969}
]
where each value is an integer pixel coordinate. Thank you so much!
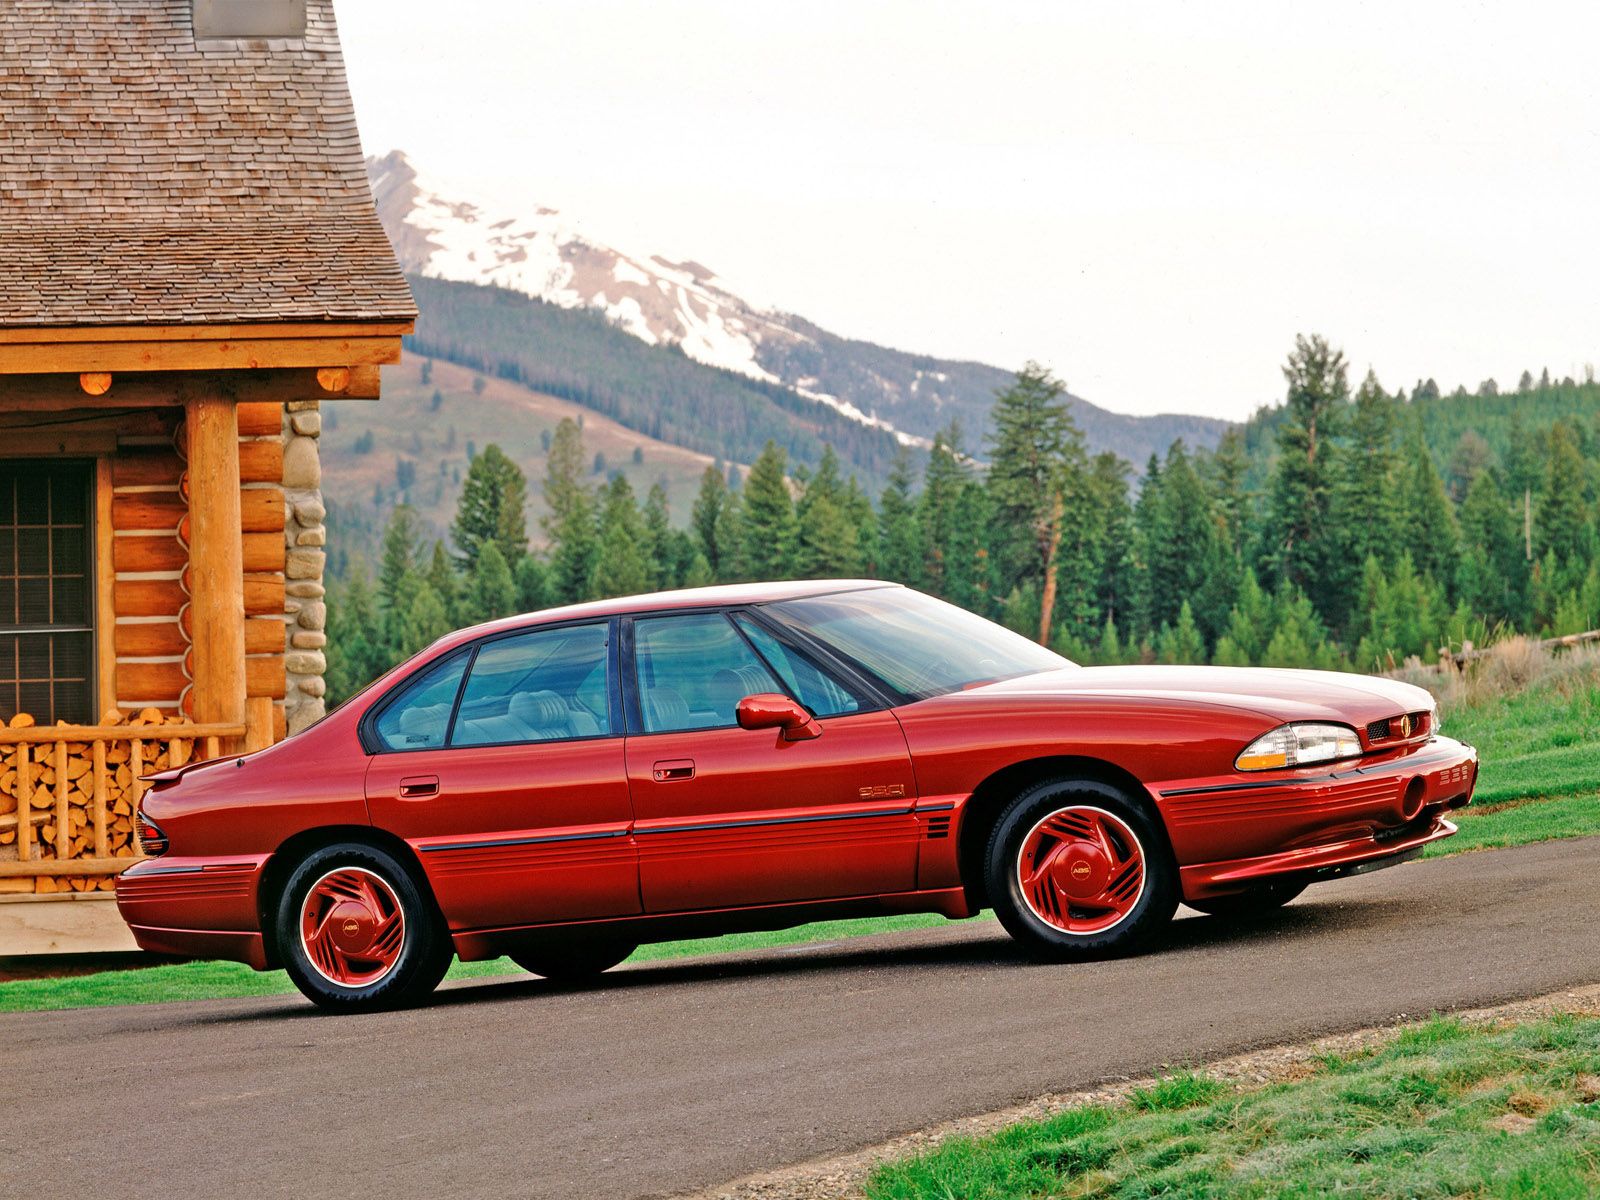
[{"left": 1367, "top": 712, "right": 1431, "bottom": 744}]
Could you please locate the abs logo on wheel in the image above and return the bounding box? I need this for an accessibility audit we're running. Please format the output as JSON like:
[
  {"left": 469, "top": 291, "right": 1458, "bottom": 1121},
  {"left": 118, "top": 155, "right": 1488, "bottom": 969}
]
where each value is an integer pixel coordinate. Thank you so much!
[
  {"left": 341, "top": 918, "right": 361, "bottom": 938},
  {"left": 1070, "top": 861, "right": 1091, "bottom": 880}
]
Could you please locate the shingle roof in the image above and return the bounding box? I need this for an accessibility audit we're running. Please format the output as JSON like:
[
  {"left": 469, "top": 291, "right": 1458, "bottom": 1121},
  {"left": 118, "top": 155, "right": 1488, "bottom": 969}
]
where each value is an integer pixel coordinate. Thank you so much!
[{"left": 0, "top": 0, "right": 416, "bottom": 328}]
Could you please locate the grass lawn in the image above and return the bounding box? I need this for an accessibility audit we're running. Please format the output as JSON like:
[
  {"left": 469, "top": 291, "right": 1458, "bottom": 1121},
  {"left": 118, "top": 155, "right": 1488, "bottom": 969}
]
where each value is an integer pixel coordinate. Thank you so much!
[
  {"left": 866, "top": 1013, "right": 1600, "bottom": 1199},
  {"left": 3, "top": 645, "right": 1595, "bottom": 1014}
]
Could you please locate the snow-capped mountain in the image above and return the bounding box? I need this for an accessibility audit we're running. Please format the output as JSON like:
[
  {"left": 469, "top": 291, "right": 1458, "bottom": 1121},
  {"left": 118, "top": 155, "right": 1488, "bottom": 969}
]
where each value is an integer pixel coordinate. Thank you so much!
[
  {"left": 368, "top": 150, "right": 912, "bottom": 441},
  {"left": 368, "top": 150, "right": 1230, "bottom": 463}
]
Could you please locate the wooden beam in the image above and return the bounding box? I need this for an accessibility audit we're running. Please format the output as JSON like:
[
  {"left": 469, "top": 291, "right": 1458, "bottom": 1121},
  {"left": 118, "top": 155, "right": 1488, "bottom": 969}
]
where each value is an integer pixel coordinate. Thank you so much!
[
  {"left": 0, "top": 335, "right": 403, "bottom": 375},
  {"left": 184, "top": 393, "right": 247, "bottom": 744},
  {"left": 0, "top": 366, "right": 382, "bottom": 410}
]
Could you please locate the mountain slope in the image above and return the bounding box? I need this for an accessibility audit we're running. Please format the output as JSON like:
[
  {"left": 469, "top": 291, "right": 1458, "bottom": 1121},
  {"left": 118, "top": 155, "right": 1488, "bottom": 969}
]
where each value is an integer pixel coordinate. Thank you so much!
[{"left": 368, "top": 150, "right": 1229, "bottom": 463}]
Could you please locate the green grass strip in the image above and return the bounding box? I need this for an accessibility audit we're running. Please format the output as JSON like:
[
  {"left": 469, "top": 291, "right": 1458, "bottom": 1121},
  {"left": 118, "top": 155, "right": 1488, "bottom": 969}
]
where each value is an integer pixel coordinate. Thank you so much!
[
  {"left": 866, "top": 1013, "right": 1600, "bottom": 1199},
  {"left": 0, "top": 911, "right": 965, "bottom": 1013}
]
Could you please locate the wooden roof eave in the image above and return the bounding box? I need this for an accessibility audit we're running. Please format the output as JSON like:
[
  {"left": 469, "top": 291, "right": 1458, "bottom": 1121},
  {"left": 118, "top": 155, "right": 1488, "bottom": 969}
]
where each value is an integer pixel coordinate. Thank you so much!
[{"left": 0, "top": 319, "right": 413, "bottom": 377}]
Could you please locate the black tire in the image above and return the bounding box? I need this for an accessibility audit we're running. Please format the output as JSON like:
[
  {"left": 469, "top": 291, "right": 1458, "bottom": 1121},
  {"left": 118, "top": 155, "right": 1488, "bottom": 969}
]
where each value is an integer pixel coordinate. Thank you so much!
[
  {"left": 509, "top": 933, "right": 637, "bottom": 981},
  {"left": 985, "top": 777, "right": 1178, "bottom": 961},
  {"left": 275, "top": 842, "right": 452, "bottom": 1012},
  {"left": 1186, "top": 880, "right": 1307, "bottom": 918}
]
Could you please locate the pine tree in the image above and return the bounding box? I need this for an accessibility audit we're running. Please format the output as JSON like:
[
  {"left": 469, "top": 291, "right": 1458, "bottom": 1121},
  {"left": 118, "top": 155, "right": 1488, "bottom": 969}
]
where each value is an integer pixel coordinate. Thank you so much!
[
  {"left": 919, "top": 423, "right": 968, "bottom": 595},
  {"left": 1338, "top": 369, "right": 1401, "bottom": 571},
  {"left": 325, "top": 564, "right": 386, "bottom": 704},
  {"left": 877, "top": 446, "right": 921, "bottom": 585},
  {"left": 1402, "top": 422, "right": 1461, "bottom": 597},
  {"left": 425, "top": 540, "right": 462, "bottom": 625},
  {"left": 843, "top": 478, "right": 878, "bottom": 576},
  {"left": 641, "top": 483, "right": 672, "bottom": 588},
  {"left": 691, "top": 465, "right": 729, "bottom": 576},
  {"left": 943, "top": 482, "right": 996, "bottom": 616},
  {"left": 1457, "top": 469, "right": 1526, "bottom": 625},
  {"left": 741, "top": 441, "right": 797, "bottom": 579},
  {"left": 1215, "top": 571, "right": 1274, "bottom": 665},
  {"left": 377, "top": 505, "right": 423, "bottom": 616},
  {"left": 1156, "top": 601, "right": 1206, "bottom": 664},
  {"left": 792, "top": 447, "right": 858, "bottom": 577},
  {"left": 1095, "top": 613, "right": 1123, "bottom": 665},
  {"left": 543, "top": 419, "right": 598, "bottom": 603},
  {"left": 451, "top": 444, "right": 528, "bottom": 570},
  {"left": 513, "top": 554, "right": 549, "bottom": 613},
  {"left": 589, "top": 475, "right": 649, "bottom": 598},
  {"left": 1535, "top": 420, "right": 1590, "bottom": 597},
  {"left": 401, "top": 582, "right": 451, "bottom": 656},
  {"left": 985, "top": 362, "right": 1085, "bottom": 642},
  {"left": 465, "top": 541, "right": 517, "bottom": 622},
  {"left": 1264, "top": 334, "right": 1349, "bottom": 615}
]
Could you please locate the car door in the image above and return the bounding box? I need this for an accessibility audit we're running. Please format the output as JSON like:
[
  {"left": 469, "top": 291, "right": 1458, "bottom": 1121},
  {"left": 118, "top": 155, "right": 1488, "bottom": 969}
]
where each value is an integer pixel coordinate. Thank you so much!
[
  {"left": 622, "top": 609, "right": 919, "bottom": 912},
  {"left": 364, "top": 619, "right": 639, "bottom": 932}
]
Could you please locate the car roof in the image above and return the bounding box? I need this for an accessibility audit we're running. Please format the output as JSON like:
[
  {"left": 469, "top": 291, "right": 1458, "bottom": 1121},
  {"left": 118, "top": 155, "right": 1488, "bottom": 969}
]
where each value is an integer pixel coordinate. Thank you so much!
[{"left": 431, "top": 578, "right": 899, "bottom": 650}]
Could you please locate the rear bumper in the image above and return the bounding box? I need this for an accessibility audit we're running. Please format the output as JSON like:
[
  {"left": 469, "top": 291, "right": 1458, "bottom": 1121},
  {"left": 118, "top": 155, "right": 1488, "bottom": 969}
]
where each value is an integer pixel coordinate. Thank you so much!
[
  {"left": 1158, "top": 736, "right": 1477, "bottom": 902},
  {"left": 115, "top": 855, "right": 270, "bottom": 967}
]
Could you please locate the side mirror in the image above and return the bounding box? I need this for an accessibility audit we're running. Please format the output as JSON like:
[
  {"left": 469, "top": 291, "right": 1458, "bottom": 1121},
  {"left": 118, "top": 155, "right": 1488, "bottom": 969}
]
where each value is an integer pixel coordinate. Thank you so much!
[{"left": 736, "top": 693, "right": 821, "bottom": 741}]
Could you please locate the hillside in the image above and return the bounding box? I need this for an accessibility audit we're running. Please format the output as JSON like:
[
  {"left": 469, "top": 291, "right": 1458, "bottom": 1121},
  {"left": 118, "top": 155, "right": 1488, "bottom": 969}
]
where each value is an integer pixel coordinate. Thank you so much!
[
  {"left": 403, "top": 276, "right": 905, "bottom": 486},
  {"left": 320, "top": 355, "right": 722, "bottom": 571},
  {"left": 370, "top": 150, "right": 1229, "bottom": 464}
]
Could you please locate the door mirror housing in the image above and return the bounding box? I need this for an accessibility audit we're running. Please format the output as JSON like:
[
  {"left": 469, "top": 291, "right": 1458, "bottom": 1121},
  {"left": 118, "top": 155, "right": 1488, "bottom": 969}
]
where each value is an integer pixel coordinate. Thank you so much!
[{"left": 736, "top": 693, "right": 821, "bottom": 741}]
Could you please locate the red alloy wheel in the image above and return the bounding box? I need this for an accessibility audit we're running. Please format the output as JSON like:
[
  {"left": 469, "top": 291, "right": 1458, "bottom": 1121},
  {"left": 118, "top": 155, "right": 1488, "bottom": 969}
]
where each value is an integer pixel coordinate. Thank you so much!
[
  {"left": 298, "top": 867, "right": 407, "bottom": 988},
  {"left": 1016, "top": 805, "right": 1146, "bottom": 935}
]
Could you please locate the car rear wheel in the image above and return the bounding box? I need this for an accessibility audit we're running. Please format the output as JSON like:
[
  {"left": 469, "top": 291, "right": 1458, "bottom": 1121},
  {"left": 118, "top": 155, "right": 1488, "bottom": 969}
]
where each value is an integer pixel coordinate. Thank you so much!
[
  {"left": 509, "top": 934, "right": 636, "bottom": 981},
  {"left": 1186, "top": 881, "right": 1306, "bottom": 918},
  {"left": 277, "top": 843, "right": 451, "bottom": 1012},
  {"left": 985, "top": 777, "right": 1177, "bottom": 960}
]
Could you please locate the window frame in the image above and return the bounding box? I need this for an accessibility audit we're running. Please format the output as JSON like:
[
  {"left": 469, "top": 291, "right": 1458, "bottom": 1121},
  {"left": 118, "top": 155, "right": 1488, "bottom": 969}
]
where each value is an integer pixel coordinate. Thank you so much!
[
  {"left": 359, "top": 616, "right": 623, "bottom": 754},
  {"left": 619, "top": 605, "right": 892, "bottom": 737},
  {"left": 0, "top": 457, "right": 98, "bottom": 727}
]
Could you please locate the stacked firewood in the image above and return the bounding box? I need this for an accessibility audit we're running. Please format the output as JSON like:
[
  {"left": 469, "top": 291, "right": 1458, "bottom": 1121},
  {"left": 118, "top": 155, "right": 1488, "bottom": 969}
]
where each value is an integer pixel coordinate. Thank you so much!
[{"left": 0, "top": 708, "right": 197, "bottom": 894}]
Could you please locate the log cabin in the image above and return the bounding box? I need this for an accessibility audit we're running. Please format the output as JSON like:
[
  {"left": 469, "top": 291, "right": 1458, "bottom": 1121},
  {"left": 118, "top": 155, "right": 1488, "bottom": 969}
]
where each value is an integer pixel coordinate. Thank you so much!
[{"left": 0, "top": 0, "right": 415, "bottom": 953}]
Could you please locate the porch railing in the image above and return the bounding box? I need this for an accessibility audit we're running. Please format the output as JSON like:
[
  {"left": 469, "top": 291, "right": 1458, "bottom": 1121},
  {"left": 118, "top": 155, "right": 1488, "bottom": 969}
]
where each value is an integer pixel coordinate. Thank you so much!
[{"left": 0, "top": 713, "right": 245, "bottom": 893}]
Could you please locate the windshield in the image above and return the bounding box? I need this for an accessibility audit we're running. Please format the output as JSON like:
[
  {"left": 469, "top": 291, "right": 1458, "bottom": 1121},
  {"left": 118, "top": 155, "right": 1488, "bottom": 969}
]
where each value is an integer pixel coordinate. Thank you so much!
[{"left": 765, "top": 587, "right": 1073, "bottom": 700}]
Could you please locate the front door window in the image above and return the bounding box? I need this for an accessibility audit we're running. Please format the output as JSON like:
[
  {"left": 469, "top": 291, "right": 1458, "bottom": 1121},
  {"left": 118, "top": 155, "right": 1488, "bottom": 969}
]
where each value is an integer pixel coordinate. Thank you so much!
[{"left": 632, "top": 612, "right": 782, "bottom": 733}]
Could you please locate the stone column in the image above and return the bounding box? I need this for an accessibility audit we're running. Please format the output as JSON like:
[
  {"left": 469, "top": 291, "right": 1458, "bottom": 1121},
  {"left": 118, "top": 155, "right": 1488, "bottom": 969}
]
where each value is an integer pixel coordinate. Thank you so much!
[{"left": 282, "top": 400, "right": 327, "bottom": 734}]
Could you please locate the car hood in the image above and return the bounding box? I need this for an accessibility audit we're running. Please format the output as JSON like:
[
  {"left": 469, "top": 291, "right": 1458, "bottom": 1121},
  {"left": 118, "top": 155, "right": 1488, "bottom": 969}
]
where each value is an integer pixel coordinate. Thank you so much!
[{"left": 957, "top": 665, "right": 1435, "bottom": 727}]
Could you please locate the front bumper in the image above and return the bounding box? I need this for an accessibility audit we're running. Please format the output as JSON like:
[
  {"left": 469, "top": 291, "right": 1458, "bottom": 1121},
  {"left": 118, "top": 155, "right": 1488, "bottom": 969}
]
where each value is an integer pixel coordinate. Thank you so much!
[
  {"left": 115, "top": 854, "right": 271, "bottom": 968},
  {"left": 1155, "top": 736, "right": 1477, "bottom": 902}
]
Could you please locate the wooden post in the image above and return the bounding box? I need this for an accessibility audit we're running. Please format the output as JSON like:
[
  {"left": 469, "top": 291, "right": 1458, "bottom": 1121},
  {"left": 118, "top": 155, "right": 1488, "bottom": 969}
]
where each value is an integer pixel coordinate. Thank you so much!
[
  {"left": 184, "top": 394, "right": 247, "bottom": 749},
  {"left": 244, "top": 695, "right": 274, "bottom": 753},
  {"left": 94, "top": 458, "right": 118, "bottom": 718}
]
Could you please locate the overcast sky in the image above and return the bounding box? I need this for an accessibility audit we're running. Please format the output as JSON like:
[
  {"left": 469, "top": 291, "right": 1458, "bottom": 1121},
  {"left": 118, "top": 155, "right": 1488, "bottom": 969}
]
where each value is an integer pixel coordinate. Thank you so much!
[{"left": 338, "top": 1, "right": 1600, "bottom": 421}]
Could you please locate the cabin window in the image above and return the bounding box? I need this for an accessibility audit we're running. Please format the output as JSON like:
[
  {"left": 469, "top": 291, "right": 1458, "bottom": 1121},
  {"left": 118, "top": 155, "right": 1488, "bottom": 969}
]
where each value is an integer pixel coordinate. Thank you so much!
[{"left": 0, "top": 460, "right": 94, "bottom": 725}]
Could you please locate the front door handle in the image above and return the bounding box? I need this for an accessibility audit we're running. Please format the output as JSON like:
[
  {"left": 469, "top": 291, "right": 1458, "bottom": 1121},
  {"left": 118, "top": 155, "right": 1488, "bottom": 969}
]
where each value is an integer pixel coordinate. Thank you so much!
[
  {"left": 399, "top": 775, "right": 440, "bottom": 799},
  {"left": 652, "top": 759, "right": 695, "bottom": 782}
]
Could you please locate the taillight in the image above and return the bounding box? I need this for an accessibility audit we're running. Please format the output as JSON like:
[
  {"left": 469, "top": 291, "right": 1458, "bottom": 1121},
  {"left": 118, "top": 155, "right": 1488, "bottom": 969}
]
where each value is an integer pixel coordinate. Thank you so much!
[{"left": 135, "top": 812, "right": 170, "bottom": 857}]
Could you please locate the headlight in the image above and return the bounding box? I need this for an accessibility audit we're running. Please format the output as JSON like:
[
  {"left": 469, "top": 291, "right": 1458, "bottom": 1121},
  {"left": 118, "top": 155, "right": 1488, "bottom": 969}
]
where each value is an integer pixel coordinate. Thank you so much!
[{"left": 1235, "top": 723, "right": 1362, "bottom": 771}]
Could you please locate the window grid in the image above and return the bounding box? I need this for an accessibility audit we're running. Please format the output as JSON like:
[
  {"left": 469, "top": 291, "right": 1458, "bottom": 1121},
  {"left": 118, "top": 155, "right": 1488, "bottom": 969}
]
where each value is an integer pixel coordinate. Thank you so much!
[{"left": 0, "top": 461, "right": 94, "bottom": 725}]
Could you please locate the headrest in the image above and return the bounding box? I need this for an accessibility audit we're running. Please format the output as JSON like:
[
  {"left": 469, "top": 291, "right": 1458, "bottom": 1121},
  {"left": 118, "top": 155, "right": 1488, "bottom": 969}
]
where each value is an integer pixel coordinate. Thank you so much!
[{"left": 509, "top": 690, "right": 570, "bottom": 729}]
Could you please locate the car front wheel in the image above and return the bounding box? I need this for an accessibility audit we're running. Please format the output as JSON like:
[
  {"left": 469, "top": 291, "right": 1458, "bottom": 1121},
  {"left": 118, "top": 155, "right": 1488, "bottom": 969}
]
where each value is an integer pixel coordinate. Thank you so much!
[
  {"left": 277, "top": 842, "right": 451, "bottom": 1012},
  {"left": 985, "top": 778, "right": 1177, "bottom": 961}
]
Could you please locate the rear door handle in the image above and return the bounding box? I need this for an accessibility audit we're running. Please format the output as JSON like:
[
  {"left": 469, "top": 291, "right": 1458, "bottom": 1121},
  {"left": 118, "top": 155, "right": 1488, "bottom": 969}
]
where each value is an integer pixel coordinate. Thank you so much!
[
  {"left": 652, "top": 759, "right": 695, "bottom": 782},
  {"left": 399, "top": 775, "right": 439, "bottom": 799}
]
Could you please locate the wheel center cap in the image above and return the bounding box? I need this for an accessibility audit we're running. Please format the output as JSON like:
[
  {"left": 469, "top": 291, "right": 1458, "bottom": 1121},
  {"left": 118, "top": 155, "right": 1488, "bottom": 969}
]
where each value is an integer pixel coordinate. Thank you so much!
[
  {"left": 328, "top": 901, "right": 374, "bottom": 953},
  {"left": 1056, "top": 844, "right": 1109, "bottom": 898}
]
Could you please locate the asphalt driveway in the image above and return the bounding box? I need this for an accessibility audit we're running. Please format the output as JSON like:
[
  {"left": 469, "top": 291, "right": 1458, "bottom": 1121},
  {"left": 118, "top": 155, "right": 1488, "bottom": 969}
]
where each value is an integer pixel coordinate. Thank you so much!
[{"left": 8, "top": 835, "right": 1599, "bottom": 1199}]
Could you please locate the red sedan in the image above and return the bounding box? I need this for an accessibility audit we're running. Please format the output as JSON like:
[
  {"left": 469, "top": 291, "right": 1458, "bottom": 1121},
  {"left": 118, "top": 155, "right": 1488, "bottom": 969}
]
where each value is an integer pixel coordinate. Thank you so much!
[{"left": 117, "top": 581, "right": 1478, "bottom": 1011}]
